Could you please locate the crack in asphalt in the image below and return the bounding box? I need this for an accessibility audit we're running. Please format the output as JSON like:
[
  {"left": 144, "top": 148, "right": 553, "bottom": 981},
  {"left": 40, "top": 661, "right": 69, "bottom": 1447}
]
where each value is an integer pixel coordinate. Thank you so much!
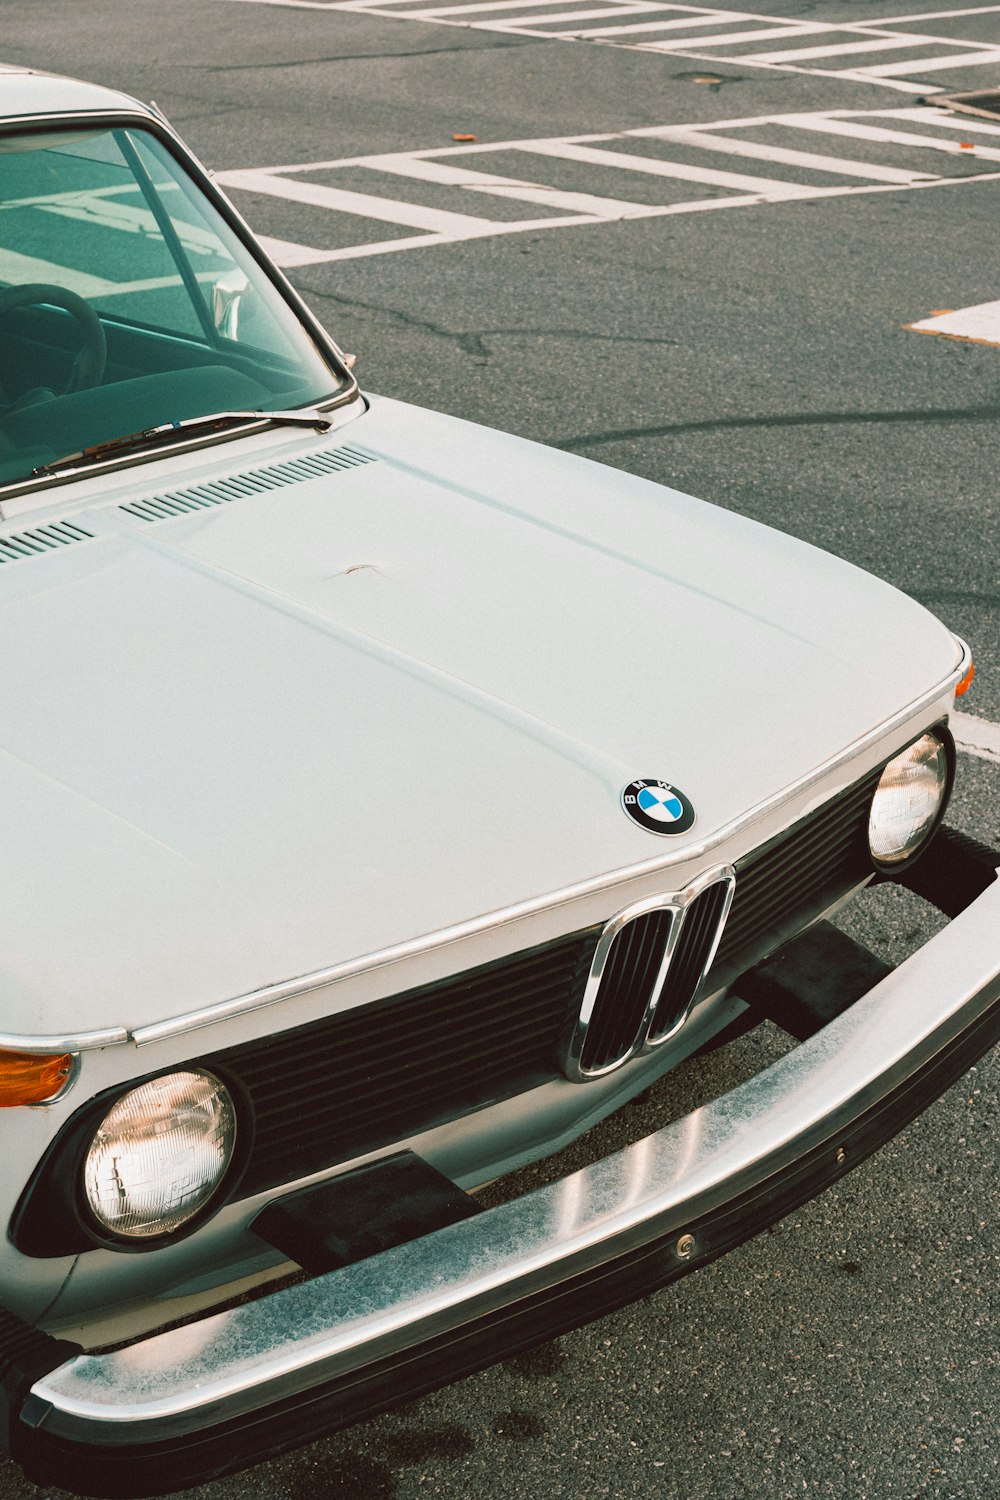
[
  {"left": 297, "top": 288, "right": 494, "bottom": 358},
  {"left": 208, "top": 40, "right": 532, "bottom": 70},
  {"left": 292, "top": 287, "right": 680, "bottom": 360},
  {"left": 554, "top": 404, "right": 1000, "bottom": 449},
  {"left": 160, "top": 100, "right": 252, "bottom": 125}
]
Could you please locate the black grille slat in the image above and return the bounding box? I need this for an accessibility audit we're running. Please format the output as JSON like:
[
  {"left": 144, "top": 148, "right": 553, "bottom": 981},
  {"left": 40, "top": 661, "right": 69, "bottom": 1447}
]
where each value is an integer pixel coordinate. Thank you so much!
[
  {"left": 718, "top": 844, "right": 862, "bottom": 950},
  {"left": 580, "top": 909, "right": 673, "bottom": 1073},
  {"left": 588, "top": 919, "right": 643, "bottom": 1067},
  {"left": 230, "top": 957, "right": 581, "bottom": 1085},
  {"left": 255, "top": 1011, "right": 567, "bottom": 1116},
  {"left": 709, "top": 767, "right": 880, "bottom": 983},
  {"left": 716, "top": 827, "right": 866, "bottom": 954},
  {"left": 205, "top": 762, "right": 885, "bottom": 1201},
  {"left": 208, "top": 928, "right": 599, "bottom": 1195},
  {"left": 247, "top": 999, "right": 569, "bottom": 1095},
  {"left": 651, "top": 881, "right": 730, "bottom": 1039}
]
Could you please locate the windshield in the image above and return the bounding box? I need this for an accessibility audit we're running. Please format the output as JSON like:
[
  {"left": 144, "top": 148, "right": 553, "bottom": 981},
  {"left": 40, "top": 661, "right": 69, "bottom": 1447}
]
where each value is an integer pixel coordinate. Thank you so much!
[{"left": 0, "top": 125, "right": 346, "bottom": 488}]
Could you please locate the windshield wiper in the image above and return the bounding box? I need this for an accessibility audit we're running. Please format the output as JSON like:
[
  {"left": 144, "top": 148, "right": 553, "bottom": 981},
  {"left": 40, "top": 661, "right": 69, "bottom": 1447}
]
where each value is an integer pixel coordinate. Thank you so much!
[{"left": 32, "top": 408, "right": 334, "bottom": 478}]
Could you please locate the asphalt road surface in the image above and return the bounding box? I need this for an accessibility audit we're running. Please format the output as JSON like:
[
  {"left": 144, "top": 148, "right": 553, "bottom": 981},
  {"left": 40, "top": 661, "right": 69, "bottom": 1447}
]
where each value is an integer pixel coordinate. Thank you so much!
[{"left": 3, "top": 3, "right": 999, "bottom": 1498}]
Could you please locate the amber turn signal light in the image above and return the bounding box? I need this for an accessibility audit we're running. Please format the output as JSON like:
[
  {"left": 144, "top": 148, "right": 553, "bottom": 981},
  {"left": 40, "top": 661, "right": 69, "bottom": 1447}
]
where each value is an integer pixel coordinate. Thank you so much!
[
  {"left": 0, "top": 1050, "right": 74, "bottom": 1107},
  {"left": 955, "top": 660, "right": 975, "bottom": 699}
]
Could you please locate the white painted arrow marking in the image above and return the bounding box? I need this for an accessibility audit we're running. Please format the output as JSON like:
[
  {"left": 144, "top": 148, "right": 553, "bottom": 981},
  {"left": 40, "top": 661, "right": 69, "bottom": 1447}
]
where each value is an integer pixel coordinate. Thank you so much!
[{"left": 908, "top": 300, "right": 1000, "bottom": 346}]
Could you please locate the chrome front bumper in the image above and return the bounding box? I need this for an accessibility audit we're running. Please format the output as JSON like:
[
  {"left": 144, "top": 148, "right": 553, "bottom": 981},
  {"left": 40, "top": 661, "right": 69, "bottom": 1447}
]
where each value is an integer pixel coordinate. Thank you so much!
[{"left": 7, "top": 846, "right": 1000, "bottom": 1498}]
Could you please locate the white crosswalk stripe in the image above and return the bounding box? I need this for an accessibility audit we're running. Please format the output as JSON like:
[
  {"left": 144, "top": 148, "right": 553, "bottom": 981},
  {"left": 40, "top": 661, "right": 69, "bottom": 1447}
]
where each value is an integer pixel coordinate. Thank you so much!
[
  {"left": 507, "top": 139, "right": 820, "bottom": 196},
  {"left": 222, "top": 0, "right": 1000, "bottom": 95},
  {"left": 213, "top": 106, "right": 1000, "bottom": 265},
  {"left": 631, "top": 126, "right": 935, "bottom": 182}
]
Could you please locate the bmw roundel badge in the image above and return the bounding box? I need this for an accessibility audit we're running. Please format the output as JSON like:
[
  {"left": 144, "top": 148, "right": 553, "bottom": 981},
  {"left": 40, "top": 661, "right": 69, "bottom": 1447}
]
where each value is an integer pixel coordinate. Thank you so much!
[{"left": 621, "top": 779, "right": 696, "bottom": 836}]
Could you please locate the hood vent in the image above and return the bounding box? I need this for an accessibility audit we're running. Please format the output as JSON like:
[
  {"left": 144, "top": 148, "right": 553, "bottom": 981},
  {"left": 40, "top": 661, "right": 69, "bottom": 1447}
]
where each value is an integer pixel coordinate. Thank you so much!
[
  {"left": 119, "top": 445, "right": 377, "bottom": 523},
  {"left": 0, "top": 520, "right": 95, "bottom": 566}
]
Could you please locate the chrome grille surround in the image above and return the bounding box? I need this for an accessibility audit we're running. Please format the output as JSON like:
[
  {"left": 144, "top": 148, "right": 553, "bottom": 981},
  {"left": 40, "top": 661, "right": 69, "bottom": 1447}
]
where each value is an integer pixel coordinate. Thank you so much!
[
  {"left": 563, "top": 867, "right": 735, "bottom": 1082},
  {"left": 646, "top": 871, "right": 736, "bottom": 1047}
]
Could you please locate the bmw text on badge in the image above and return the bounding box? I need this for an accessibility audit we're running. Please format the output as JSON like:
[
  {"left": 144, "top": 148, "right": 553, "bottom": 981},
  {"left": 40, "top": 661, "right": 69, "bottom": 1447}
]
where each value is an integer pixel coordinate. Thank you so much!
[{"left": 621, "top": 779, "right": 696, "bottom": 835}]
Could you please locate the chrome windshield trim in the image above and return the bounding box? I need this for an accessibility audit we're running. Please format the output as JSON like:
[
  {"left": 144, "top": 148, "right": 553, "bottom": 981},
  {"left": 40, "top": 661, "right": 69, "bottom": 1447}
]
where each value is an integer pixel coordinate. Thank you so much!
[
  {"left": 28, "top": 871, "right": 1000, "bottom": 1437},
  {"left": 0, "top": 402, "right": 358, "bottom": 507},
  {"left": 0, "top": 656, "right": 966, "bottom": 1056},
  {"left": 0, "top": 108, "right": 360, "bottom": 508}
]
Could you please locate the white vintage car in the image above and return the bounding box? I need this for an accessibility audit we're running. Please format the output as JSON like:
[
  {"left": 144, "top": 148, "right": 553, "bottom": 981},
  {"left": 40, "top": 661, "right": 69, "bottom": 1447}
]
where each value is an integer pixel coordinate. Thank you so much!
[{"left": 0, "top": 66, "right": 997, "bottom": 1498}]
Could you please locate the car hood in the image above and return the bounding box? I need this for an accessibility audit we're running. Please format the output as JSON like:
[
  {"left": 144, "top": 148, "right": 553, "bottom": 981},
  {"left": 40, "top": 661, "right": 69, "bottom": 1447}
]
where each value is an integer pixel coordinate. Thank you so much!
[{"left": 0, "top": 395, "right": 961, "bottom": 1036}]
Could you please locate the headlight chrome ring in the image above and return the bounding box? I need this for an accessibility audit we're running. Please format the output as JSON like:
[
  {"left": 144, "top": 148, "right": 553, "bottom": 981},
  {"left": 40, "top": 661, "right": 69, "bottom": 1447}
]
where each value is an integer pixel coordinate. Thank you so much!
[
  {"left": 81, "top": 1069, "right": 237, "bottom": 1242},
  {"left": 868, "top": 727, "right": 954, "bottom": 874}
]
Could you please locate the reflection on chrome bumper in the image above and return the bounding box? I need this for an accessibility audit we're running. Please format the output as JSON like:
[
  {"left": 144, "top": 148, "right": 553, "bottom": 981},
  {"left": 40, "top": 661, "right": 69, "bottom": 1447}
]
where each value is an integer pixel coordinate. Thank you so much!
[{"left": 11, "top": 855, "right": 1000, "bottom": 1498}]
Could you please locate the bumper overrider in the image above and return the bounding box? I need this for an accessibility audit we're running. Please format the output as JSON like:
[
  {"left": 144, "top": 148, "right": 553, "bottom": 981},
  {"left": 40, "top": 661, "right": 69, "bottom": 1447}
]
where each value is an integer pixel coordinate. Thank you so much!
[{"left": 3, "top": 832, "right": 999, "bottom": 1498}]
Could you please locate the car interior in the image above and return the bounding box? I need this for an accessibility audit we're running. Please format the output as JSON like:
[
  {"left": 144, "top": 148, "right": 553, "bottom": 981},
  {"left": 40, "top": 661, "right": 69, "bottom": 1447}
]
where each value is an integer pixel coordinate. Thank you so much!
[{"left": 0, "top": 125, "right": 340, "bottom": 487}]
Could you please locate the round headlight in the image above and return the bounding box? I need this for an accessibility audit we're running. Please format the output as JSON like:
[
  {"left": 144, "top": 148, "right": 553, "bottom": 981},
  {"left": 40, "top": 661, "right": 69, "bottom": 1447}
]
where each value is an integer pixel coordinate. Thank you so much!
[
  {"left": 82, "top": 1070, "right": 236, "bottom": 1241},
  {"left": 868, "top": 731, "right": 952, "bottom": 871}
]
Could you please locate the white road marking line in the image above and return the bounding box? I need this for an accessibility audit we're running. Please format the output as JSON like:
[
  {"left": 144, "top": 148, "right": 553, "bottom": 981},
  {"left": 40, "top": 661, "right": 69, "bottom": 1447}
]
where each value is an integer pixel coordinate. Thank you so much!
[
  {"left": 258, "top": 206, "right": 696, "bottom": 261},
  {"left": 218, "top": 106, "right": 1000, "bottom": 262},
  {"left": 632, "top": 125, "right": 935, "bottom": 182},
  {"left": 588, "top": 51, "right": 969, "bottom": 98},
  {"left": 623, "top": 105, "right": 926, "bottom": 131},
  {"left": 750, "top": 35, "right": 961, "bottom": 64},
  {"left": 217, "top": 0, "right": 1000, "bottom": 96},
  {"left": 776, "top": 114, "right": 1000, "bottom": 163},
  {"left": 582, "top": 9, "right": 760, "bottom": 33},
  {"left": 409, "top": 0, "right": 648, "bottom": 15},
  {"left": 241, "top": 151, "right": 668, "bottom": 218},
  {"left": 737, "top": 71, "right": 931, "bottom": 96},
  {"left": 355, "top": 153, "right": 682, "bottom": 215},
  {"left": 266, "top": 231, "right": 489, "bottom": 262},
  {"left": 355, "top": 154, "right": 553, "bottom": 186},
  {"left": 217, "top": 0, "right": 340, "bottom": 6},
  {"left": 878, "top": 4, "right": 1000, "bottom": 19},
  {"left": 861, "top": 46, "right": 1000, "bottom": 75},
  {"left": 489, "top": 2, "right": 662, "bottom": 23},
  {"left": 215, "top": 167, "right": 498, "bottom": 233},
  {"left": 884, "top": 107, "right": 1000, "bottom": 136},
  {"left": 237, "top": 134, "right": 619, "bottom": 171},
  {"left": 459, "top": 181, "right": 666, "bottom": 212},
  {"left": 907, "top": 299, "right": 1000, "bottom": 346},
  {"left": 514, "top": 138, "right": 818, "bottom": 195},
  {"left": 257, "top": 232, "right": 346, "bottom": 265},
  {"left": 645, "top": 23, "right": 818, "bottom": 47},
  {"left": 231, "top": 165, "right": 1000, "bottom": 260},
  {"left": 952, "top": 711, "right": 1000, "bottom": 765}
]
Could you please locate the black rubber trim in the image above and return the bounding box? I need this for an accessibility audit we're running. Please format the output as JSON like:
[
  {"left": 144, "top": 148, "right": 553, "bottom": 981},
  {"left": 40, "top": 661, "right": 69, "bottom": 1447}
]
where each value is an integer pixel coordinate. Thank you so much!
[
  {"left": 251, "top": 1151, "right": 484, "bottom": 1273},
  {"left": 735, "top": 922, "right": 893, "bottom": 1041},
  {"left": 0, "top": 1310, "right": 81, "bottom": 1462},
  {"left": 14, "top": 984, "right": 1000, "bottom": 1499},
  {"left": 897, "top": 825, "right": 999, "bottom": 917}
]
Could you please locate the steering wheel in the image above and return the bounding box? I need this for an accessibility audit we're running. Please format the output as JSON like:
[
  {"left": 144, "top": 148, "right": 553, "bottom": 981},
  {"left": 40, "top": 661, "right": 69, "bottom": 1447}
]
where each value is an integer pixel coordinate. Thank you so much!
[{"left": 0, "top": 283, "right": 107, "bottom": 395}]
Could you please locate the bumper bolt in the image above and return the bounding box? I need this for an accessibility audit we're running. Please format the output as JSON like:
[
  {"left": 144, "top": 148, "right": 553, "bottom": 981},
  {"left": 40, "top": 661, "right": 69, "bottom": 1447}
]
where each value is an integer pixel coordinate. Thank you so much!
[
  {"left": 836, "top": 1147, "right": 846, "bottom": 1166},
  {"left": 676, "top": 1233, "right": 696, "bottom": 1259}
]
